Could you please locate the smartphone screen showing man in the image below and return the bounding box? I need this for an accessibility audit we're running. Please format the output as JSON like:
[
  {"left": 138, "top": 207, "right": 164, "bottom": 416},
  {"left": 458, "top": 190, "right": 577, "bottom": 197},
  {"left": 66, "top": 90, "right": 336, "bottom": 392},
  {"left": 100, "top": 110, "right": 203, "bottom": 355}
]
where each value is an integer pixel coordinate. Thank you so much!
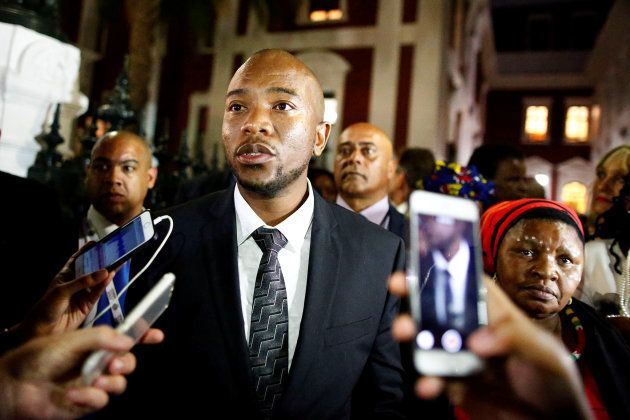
[
  {"left": 417, "top": 215, "right": 479, "bottom": 353},
  {"left": 408, "top": 191, "right": 485, "bottom": 376}
]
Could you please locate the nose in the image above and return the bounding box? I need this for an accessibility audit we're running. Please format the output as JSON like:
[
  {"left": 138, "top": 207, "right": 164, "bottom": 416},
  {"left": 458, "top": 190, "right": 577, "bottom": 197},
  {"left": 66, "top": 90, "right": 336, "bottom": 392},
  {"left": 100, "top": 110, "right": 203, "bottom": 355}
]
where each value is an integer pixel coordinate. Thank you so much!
[
  {"left": 531, "top": 254, "right": 559, "bottom": 282},
  {"left": 345, "top": 146, "right": 364, "bottom": 165},
  {"left": 242, "top": 106, "right": 273, "bottom": 136},
  {"left": 103, "top": 165, "right": 123, "bottom": 186},
  {"left": 598, "top": 174, "right": 615, "bottom": 193}
]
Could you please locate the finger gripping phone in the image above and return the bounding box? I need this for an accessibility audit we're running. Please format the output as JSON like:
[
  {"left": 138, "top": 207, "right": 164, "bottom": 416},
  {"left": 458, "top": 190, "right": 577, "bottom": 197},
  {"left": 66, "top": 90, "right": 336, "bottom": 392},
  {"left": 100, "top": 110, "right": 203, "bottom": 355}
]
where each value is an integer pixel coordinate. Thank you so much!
[
  {"left": 75, "top": 210, "right": 155, "bottom": 277},
  {"left": 407, "top": 191, "right": 487, "bottom": 376},
  {"left": 81, "top": 272, "right": 175, "bottom": 385}
]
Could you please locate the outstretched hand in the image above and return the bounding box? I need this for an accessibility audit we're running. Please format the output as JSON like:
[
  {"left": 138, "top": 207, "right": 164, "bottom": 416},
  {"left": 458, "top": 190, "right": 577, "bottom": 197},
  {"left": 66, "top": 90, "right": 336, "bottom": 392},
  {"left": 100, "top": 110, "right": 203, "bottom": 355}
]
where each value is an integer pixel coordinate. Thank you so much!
[
  {"left": 0, "top": 326, "right": 136, "bottom": 419},
  {"left": 18, "top": 244, "right": 115, "bottom": 340},
  {"left": 389, "top": 272, "right": 593, "bottom": 420}
]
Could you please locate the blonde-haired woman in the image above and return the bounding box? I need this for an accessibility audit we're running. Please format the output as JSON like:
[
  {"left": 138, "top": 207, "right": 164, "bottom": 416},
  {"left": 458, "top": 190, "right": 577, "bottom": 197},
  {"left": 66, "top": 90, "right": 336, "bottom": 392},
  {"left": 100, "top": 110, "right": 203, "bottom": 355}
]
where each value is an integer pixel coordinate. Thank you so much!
[{"left": 588, "top": 145, "right": 630, "bottom": 237}]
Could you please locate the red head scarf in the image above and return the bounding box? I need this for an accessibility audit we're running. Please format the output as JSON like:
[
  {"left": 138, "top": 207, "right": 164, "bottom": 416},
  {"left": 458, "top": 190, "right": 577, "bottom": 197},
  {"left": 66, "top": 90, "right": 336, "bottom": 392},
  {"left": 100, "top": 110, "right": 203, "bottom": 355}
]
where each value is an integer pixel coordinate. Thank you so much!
[{"left": 480, "top": 198, "right": 584, "bottom": 274}]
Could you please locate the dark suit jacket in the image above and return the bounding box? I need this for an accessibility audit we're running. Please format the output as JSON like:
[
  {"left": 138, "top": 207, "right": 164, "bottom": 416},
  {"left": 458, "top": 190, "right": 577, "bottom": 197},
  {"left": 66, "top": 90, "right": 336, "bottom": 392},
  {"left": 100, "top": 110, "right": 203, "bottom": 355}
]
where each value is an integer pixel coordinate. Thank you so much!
[
  {"left": 387, "top": 205, "right": 406, "bottom": 242},
  {"left": 109, "top": 187, "right": 405, "bottom": 418},
  {"left": 0, "top": 171, "right": 73, "bottom": 329},
  {"left": 419, "top": 246, "right": 478, "bottom": 338}
]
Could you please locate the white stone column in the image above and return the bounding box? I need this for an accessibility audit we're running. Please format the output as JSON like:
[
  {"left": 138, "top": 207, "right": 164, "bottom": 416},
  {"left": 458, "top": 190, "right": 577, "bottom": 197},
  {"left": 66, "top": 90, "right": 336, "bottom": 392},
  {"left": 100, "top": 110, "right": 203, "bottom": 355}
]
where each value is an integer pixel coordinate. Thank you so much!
[
  {"left": 408, "top": 0, "right": 449, "bottom": 158},
  {"left": 368, "top": 0, "right": 403, "bottom": 138},
  {"left": 0, "top": 22, "right": 86, "bottom": 177},
  {"left": 202, "top": 0, "right": 241, "bottom": 169}
]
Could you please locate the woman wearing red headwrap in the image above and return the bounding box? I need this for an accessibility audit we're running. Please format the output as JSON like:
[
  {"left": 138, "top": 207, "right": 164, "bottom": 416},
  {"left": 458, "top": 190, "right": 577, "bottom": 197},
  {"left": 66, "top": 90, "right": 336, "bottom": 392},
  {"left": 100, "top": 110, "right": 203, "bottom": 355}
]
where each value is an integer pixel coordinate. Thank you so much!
[{"left": 480, "top": 198, "right": 630, "bottom": 420}]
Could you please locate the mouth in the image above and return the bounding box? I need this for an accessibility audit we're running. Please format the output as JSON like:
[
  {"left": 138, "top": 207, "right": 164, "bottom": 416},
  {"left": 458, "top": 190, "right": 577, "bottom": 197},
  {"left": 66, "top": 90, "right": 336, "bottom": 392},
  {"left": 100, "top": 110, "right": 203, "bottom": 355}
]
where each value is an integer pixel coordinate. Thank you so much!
[
  {"left": 522, "top": 284, "right": 559, "bottom": 301},
  {"left": 595, "top": 195, "right": 611, "bottom": 204},
  {"left": 103, "top": 192, "right": 126, "bottom": 203},
  {"left": 235, "top": 143, "right": 276, "bottom": 165},
  {"left": 342, "top": 171, "right": 366, "bottom": 181}
]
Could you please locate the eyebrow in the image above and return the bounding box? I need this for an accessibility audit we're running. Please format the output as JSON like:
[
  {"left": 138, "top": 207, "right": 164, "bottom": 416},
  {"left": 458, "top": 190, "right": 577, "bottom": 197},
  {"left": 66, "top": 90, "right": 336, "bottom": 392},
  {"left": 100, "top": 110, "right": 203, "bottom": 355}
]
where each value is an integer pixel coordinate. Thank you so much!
[
  {"left": 92, "top": 157, "right": 140, "bottom": 165},
  {"left": 226, "top": 87, "right": 299, "bottom": 99},
  {"left": 268, "top": 87, "right": 298, "bottom": 96},
  {"left": 226, "top": 88, "right": 246, "bottom": 99},
  {"left": 338, "top": 141, "right": 377, "bottom": 147}
]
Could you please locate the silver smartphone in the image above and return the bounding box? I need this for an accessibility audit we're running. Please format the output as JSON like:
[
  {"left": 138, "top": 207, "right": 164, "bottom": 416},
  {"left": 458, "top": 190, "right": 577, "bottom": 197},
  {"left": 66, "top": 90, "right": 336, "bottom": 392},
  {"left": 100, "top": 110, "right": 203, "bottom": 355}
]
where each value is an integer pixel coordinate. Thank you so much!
[
  {"left": 407, "top": 191, "right": 487, "bottom": 376},
  {"left": 81, "top": 272, "right": 175, "bottom": 385}
]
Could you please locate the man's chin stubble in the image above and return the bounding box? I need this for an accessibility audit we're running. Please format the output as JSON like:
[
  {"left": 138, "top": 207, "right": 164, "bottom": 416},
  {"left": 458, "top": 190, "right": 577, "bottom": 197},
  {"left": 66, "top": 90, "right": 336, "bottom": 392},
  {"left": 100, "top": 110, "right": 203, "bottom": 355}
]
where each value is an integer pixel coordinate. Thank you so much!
[{"left": 232, "top": 161, "right": 309, "bottom": 198}]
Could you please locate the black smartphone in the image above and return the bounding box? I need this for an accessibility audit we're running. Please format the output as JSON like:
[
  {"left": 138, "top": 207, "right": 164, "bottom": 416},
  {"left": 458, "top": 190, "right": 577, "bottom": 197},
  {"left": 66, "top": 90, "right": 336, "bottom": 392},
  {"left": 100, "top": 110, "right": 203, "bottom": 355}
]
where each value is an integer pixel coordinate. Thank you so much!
[{"left": 75, "top": 210, "right": 155, "bottom": 277}]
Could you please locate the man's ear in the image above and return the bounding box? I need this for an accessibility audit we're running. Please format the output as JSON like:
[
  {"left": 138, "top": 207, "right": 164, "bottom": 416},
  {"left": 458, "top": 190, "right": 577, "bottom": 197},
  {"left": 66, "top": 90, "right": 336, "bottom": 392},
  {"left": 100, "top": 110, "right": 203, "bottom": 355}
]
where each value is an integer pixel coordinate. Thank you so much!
[
  {"left": 313, "top": 122, "right": 332, "bottom": 157},
  {"left": 147, "top": 167, "right": 158, "bottom": 189}
]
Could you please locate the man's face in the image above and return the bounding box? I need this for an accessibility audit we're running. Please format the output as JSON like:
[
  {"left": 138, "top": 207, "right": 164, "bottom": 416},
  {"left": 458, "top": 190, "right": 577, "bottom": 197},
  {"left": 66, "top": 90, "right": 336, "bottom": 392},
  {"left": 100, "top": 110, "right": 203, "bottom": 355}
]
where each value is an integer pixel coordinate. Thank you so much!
[
  {"left": 334, "top": 124, "right": 395, "bottom": 203},
  {"left": 86, "top": 136, "right": 156, "bottom": 225},
  {"left": 494, "top": 158, "right": 528, "bottom": 201},
  {"left": 222, "top": 52, "right": 330, "bottom": 198},
  {"left": 422, "top": 216, "right": 465, "bottom": 258}
]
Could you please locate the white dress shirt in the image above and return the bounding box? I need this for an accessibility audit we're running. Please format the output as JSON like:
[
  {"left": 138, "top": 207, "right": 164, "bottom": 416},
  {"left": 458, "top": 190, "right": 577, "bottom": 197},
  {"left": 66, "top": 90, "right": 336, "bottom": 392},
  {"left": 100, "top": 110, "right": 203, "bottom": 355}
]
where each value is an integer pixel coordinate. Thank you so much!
[
  {"left": 81, "top": 206, "right": 122, "bottom": 325},
  {"left": 336, "top": 194, "right": 390, "bottom": 228},
  {"left": 234, "top": 182, "right": 314, "bottom": 369},
  {"left": 432, "top": 239, "right": 470, "bottom": 315}
]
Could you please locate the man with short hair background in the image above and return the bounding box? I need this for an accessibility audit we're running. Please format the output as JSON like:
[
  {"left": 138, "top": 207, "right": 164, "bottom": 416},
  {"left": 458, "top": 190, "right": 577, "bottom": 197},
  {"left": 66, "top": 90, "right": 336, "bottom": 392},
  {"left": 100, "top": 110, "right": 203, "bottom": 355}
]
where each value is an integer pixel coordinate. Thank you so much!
[
  {"left": 388, "top": 147, "right": 435, "bottom": 215},
  {"left": 467, "top": 144, "right": 528, "bottom": 203},
  {"left": 80, "top": 130, "right": 157, "bottom": 326},
  {"left": 334, "top": 122, "right": 405, "bottom": 238}
]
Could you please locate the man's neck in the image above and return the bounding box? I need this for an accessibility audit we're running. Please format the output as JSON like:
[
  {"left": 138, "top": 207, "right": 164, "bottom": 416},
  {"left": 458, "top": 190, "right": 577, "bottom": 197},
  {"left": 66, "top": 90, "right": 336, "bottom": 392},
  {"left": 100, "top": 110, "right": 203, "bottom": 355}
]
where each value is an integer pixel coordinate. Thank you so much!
[
  {"left": 341, "top": 193, "right": 386, "bottom": 213},
  {"left": 237, "top": 180, "right": 309, "bottom": 226},
  {"left": 439, "top": 239, "right": 462, "bottom": 261}
]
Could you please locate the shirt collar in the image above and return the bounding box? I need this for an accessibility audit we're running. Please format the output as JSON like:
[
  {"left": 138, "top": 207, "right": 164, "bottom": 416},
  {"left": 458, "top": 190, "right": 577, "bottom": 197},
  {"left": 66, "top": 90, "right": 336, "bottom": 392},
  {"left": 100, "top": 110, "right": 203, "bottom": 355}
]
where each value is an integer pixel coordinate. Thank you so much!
[
  {"left": 336, "top": 194, "right": 390, "bottom": 226},
  {"left": 432, "top": 239, "right": 470, "bottom": 279},
  {"left": 234, "top": 180, "right": 314, "bottom": 250},
  {"left": 87, "top": 205, "right": 119, "bottom": 238}
]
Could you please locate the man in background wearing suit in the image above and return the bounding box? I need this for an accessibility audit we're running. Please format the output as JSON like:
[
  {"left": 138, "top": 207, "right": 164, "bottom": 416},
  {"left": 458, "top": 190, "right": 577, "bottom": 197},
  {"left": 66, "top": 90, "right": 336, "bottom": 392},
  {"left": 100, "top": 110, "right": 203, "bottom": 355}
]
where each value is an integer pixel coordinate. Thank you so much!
[
  {"left": 333, "top": 122, "right": 405, "bottom": 239},
  {"left": 80, "top": 131, "right": 157, "bottom": 326},
  {"left": 419, "top": 215, "right": 478, "bottom": 347},
  {"left": 113, "top": 49, "right": 405, "bottom": 419}
]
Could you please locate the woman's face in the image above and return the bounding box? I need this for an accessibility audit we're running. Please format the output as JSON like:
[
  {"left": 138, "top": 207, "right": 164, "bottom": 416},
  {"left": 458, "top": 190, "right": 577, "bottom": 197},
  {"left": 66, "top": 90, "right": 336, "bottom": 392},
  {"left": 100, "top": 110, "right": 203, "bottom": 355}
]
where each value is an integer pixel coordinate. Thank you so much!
[
  {"left": 591, "top": 153, "right": 628, "bottom": 216},
  {"left": 495, "top": 219, "right": 583, "bottom": 319}
]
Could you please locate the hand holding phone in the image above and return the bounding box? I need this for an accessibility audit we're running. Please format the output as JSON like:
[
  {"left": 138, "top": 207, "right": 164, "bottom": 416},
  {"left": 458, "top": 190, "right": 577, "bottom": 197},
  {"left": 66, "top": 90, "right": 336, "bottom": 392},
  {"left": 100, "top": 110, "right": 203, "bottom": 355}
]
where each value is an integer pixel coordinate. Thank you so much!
[
  {"left": 81, "top": 272, "right": 175, "bottom": 385},
  {"left": 407, "top": 190, "right": 486, "bottom": 376}
]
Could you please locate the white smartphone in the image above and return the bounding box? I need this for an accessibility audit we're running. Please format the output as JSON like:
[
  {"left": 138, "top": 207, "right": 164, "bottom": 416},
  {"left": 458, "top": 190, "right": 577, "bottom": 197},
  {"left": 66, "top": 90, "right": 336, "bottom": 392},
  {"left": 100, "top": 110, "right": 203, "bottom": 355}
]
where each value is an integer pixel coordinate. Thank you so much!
[
  {"left": 407, "top": 191, "right": 487, "bottom": 376},
  {"left": 81, "top": 272, "right": 176, "bottom": 385},
  {"left": 75, "top": 210, "right": 155, "bottom": 277}
]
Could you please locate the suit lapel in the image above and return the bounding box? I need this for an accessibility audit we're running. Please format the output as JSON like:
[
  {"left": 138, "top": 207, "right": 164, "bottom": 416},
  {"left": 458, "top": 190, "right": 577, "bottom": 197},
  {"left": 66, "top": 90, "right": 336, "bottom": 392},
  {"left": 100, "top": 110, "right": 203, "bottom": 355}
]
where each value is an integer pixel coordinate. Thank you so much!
[
  {"left": 200, "top": 189, "right": 254, "bottom": 392},
  {"left": 282, "top": 194, "right": 340, "bottom": 401}
]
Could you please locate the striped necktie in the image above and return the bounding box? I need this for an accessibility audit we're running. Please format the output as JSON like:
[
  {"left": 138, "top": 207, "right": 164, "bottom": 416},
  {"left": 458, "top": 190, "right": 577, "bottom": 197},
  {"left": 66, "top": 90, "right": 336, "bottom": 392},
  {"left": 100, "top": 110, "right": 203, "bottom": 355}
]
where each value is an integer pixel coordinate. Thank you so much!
[{"left": 248, "top": 227, "right": 289, "bottom": 418}]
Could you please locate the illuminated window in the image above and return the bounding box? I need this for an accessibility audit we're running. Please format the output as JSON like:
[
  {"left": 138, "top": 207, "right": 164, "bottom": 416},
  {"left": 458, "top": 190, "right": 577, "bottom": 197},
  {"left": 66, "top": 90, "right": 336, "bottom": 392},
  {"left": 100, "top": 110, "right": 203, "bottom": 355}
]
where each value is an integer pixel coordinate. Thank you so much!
[
  {"left": 309, "top": 0, "right": 343, "bottom": 22},
  {"left": 561, "top": 181, "right": 587, "bottom": 214},
  {"left": 564, "top": 105, "right": 590, "bottom": 143},
  {"left": 524, "top": 106, "right": 549, "bottom": 142}
]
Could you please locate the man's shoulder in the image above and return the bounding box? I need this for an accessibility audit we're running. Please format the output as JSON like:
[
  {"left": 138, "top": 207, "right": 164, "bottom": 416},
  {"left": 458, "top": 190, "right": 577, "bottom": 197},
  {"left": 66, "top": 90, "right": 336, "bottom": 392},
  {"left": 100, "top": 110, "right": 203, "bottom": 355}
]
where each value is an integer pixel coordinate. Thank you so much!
[
  {"left": 321, "top": 200, "right": 403, "bottom": 245},
  {"left": 159, "top": 187, "right": 233, "bottom": 220},
  {"left": 0, "top": 170, "right": 54, "bottom": 198}
]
